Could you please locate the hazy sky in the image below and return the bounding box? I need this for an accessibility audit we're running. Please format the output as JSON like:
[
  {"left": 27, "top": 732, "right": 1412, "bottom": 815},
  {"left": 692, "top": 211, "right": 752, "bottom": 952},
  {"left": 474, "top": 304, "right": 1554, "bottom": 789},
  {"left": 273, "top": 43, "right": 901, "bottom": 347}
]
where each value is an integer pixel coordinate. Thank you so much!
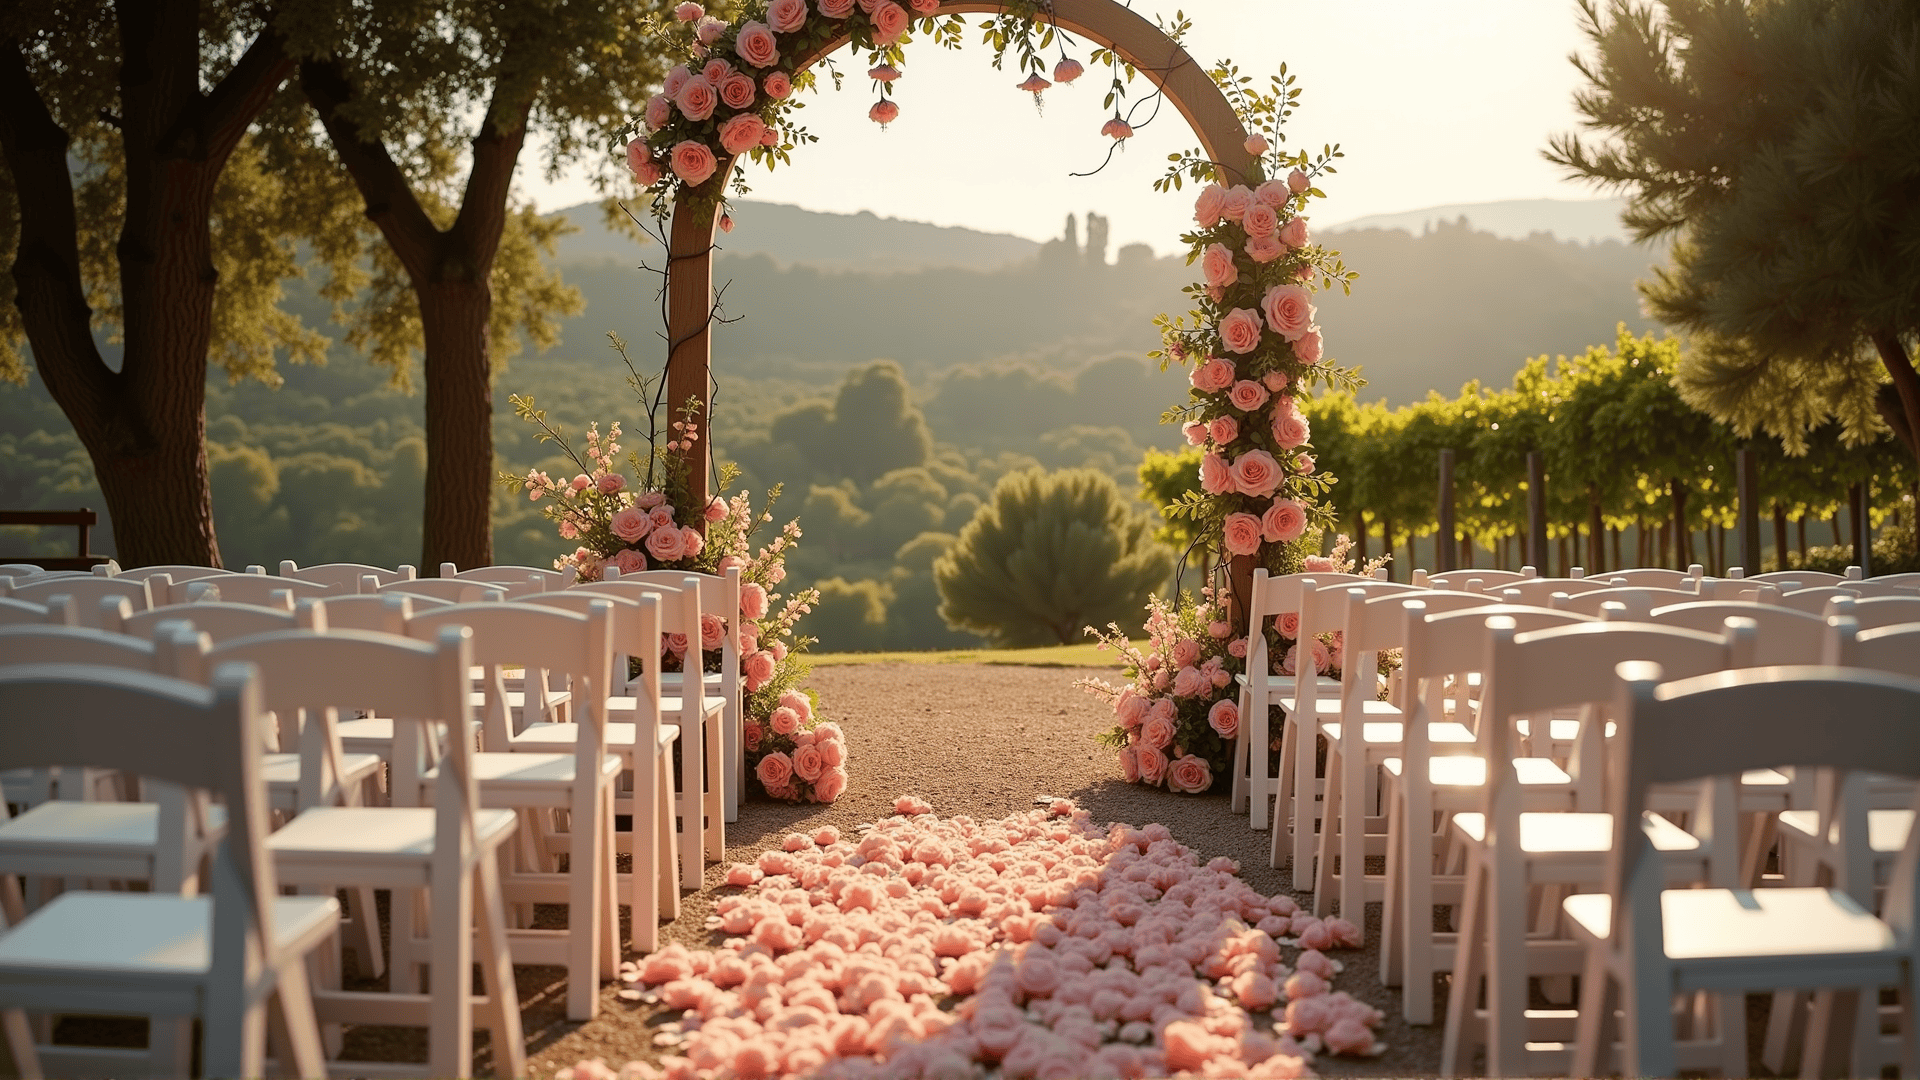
[{"left": 516, "top": 0, "right": 1604, "bottom": 254}]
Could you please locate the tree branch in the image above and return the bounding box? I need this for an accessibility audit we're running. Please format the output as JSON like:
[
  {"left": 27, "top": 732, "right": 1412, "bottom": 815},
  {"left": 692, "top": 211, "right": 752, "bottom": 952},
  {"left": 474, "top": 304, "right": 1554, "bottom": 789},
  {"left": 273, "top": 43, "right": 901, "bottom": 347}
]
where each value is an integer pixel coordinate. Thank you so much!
[
  {"left": 1871, "top": 330, "right": 1920, "bottom": 460},
  {"left": 0, "top": 39, "right": 115, "bottom": 397},
  {"left": 448, "top": 33, "right": 540, "bottom": 273},
  {"left": 167, "top": 23, "right": 296, "bottom": 166},
  {"left": 298, "top": 56, "right": 444, "bottom": 281}
]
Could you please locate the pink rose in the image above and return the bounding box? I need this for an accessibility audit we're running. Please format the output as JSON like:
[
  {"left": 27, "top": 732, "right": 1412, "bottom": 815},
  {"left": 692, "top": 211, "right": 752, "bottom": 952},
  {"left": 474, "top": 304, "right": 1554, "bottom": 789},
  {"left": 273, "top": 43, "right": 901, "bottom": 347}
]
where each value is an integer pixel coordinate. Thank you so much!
[
  {"left": 1220, "top": 186, "right": 1254, "bottom": 221},
  {"left": 1116, "top": 690, "right": 1149, "bottom": 728},
  {"left": 1100, "top": 117, "right": 1133, "bottom": 140},
  {"left": 1218, "top": 307, "right": 1263, "bottom": 354},
  {"left": 1280, "top": 611, "right": 1303, "bottom": 636},
  {"left": 1209, "top": 620, "right": 1231, "bottom": 639},
  {"left": 675, "top": 2, "right": 704, "bottom": 20},
  {"left": 1279, "top": 216, "right": 1310, "bottom": 249},
  {"left": 718, "top": 113, "right": 765, "bottom": 155},
  {"left": 770, "top": 705, "right": 801, "bottom": 735},
  {"left": 1147, "top": 696, "right": 1176, "bottom": 724},
  {"left": 670, "top": 140, "right": 718, "bottom": 185},
  {"left": 792, "top": 743, "right": 825, "bottom": 782},
  {"left": 1222, "top": 512, "right": 1263, "bottom": 556},
  {"left": 1245, "top": 133, "right": 1269, "bottom": 155},
  {"left": 647, "top": 505, "right": 675, "bottom": 529},
  {"left": 1255, "top": 179, "right": 1289, "bottom": 207},
  {"left": 1135, "top": 744, "right": 1168, "bottom": 786},
  {"left": 819, "top": 0, "right": 855, "bottom": 17},
  {"left": 768, "top": 0, "right": 807, "bottom": 30},
  {"left": 870, "top": 0, "right": 908, "bottom": 43},
  {"left": 1166, "top": 754, "right": 1212, "bottom": 794},
  {"left": 812, "top": 767, "right": 847, "bottom": 802},
  {"left": 1245, "top": 234, "right": 1284, "bottom": 263},
  {"left": 734, "top": 21, "right": 779, "bottom": 67},
  {"left": 1272, "top": 410, "right": 1311, "bottom": 449},
  {"left": 1288, "top": 168, "right": 1311, "bottom": 193},
  {"left": 756, "top": 751, "right": 794, "bottom": 789},
  {"left": 743, "top": 648, "right": 777, "bottom": 689},
  {"left": 612, "top": 548, "right": 648, "bottom": 575},
  {"left": 597, "top": 472, "right": 626, "bottom": 495},
  {"left": 1171, "top": 638, "right": 1201, "bottom": 668},
  {"left": 770, "top": 640, "right": 788, "bottom": 661},
  {"left": 868, "top": 99, "right": 899, "bottom": 126},
  {"left": 1119, "top": 745, "right": 1140, "bottom": 782},
  {"left": 695, "top": 15, "right": 726, "bottom": 43},
  {"left": 1228, "top": 379, "right": 1270, "bottom": 412},
  {"left": 1296, "top": 454, "right": 1316, "bottom": 475},
  {"left": 759, "top": 127, "right": 778, "bottom": 147},
  {"left": 1190, "top": 356, "right": 1235, "bottom": 392},
  {"left": 571, "top": 473, "right": 591, "bottom": 492},
  {"left": 625, "top": 138, "right": 652, "bottom": 176},
  {"left": 1201, "top": 243, "right": 1238, "bottom": 289},
  {"left": 1231, "top": 450, "right": 1282, "bottom": 497},
  {"left": 1262, "top": 499, "right": 1307, "bottom": 543},
  {"left": 675, "top": 75, "right": 718, "bottom": 120},
  {"left": 818, "top": 738, "right": 844, "bottom": 769},
  {"left": 1172, "top": 665, "right": 1207, "bottom": 697},
  {"left": 1294, "top": 328, "right": 1324, "bottom": 365},
  {"left": 740, "top": 581, "right": 769, "bottom": 619},
  {"left": 1193, "top": 184, "right": 1226, "bottom": 227},
  {"left": 1229, "top": 637, "right": 1248, "bottom": 658},
  {"left": 1261, "top": 284, "right": 1316, "bottom": 341},
  {"left": 1208, "top": 698, "right": 1239, "bottom": 739},
  {"left": 664, "top": 632, "right": 688, "bottom": 657},
  {"left": 1243, "top": 203, "right": 1279, "bottom": 238},
  {"left": 636, "top": 491, "right": 666, "bottom": 510},
  {"left": 743, "top": 721, "right": 762, "bottom": 751},
  {"left": 611, "top": 507, "right": 651, "bottom": 543},
  {"left": 646, "top": 523, "right": 687, "bottom": 561},
  {"left": 1182, "top": 421, "right": 1207, "bottom": 446},
  {"left": 1311, "top": 640, "right": 1332, "bottom": 674},
  {"left": 764, "top": 71, "right": 793, "bottom": 99},
  {"left": 663, "top": 65, "right": 692, "bottom": 97},
  {"left": 703, "top": 57, "right": 734, "bottom": 84},
  {"left": 1142, "top": 714, "right": 1175, "bottom": 749},
  {"left": 1207, "top": 416, "right": 1238, "bottom": 445},
  {"left": 1198, "top": 452, "right": 1233, "bottom": 495},
  {"left": 679, "top": 526, "right": 704, "bottom": 557},
  {"left": 700, "top": 612, "right": 725, "bottom": 650},
  {"left": 632, "top": 160, "right": 662, "bottom": 186},
  {"left": 704, "top": 496, "right": 728, "bottom": 523},
  {"left": 1264, "top": 370, "right": 1291, "bottom": 392},
  {"left": 720, "top": 72, "right": 757, "bottom": 110}
]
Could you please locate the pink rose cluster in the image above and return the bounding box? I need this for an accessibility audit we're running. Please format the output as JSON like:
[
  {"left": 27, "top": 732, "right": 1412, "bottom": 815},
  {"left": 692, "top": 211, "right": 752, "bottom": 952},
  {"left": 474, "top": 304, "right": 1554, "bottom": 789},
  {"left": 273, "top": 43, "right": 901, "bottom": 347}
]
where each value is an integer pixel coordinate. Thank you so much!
[
  {"left": 576, "top": 800, "right": 1378, "bottom": 1080},
  {"left": 748, "top": 689, "right": 848, "bottom": 803},
  {"left": 1082, "top": 590, "right": 1244, "bottom": 795}
]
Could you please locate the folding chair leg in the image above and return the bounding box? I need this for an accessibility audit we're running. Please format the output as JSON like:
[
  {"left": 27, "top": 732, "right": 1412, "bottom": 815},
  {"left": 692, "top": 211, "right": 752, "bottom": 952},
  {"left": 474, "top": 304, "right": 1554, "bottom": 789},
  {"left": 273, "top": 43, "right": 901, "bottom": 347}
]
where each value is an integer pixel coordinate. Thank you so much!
[
  {"left": 657, "top": 757, "right": 680, "bottom": 919},
  {"left": 1570, "top": 943, "right": 1612, "bottom": 1078},
  {"left": 633, "top": 744, "right": 661, "bottom": 953},
  {"left": 1270, "top": 713, "right": 1297, "bottom": 868},
  {"left": 1379, "top": 781, "right": 1404, "bottom": 989},
  {"left": 1292, "top": 722, "right": 1320, "bottom": 891},
  {"left": 679, "top": 715, "right": 702, "bottom": 887},
  {"left": 1, "top": 1008, "right": 38, "bottom": 1080},
  {"left": 704, "top": 713, "right": 725, "bottom": 863},
  {"left": 1230, "top": 721, "right": 1249, "bottom": 816},
  {"left": 601, "top": 782, "right": 619, "bottom": 974},
  {"left": 1439, "top": 848, "right": 1486, "bottom": 1077},
  {"left": 475, "top": 856, "right": 526, "bottom": 1080},
  {"left": 1312, "top": 745, "right": 1341, "bottom": 916},
  {"left": 272, "top": 957, "right": 329, "bottom": 1080}
]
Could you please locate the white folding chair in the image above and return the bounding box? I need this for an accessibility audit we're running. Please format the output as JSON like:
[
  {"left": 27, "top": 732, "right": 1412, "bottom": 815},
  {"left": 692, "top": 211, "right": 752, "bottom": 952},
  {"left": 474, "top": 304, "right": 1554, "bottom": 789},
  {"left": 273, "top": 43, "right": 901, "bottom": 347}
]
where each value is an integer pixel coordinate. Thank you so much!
[
  {"left": 1825, "top": 592, "right": 1920, "bottom": 630},
  {"left": 0, "top": 597, "right": 64, "bottom": 628},
  {"left": 1442, "top": 619, "right": 1741, "bottom": 1077},
  {"left": 278, "top": 560, "right": 417, "bottom": 592},
  {"left": 1493, "top": 577, "right": 1611, "bottom": 605},
  {"left": 377, "top": 578, "right": 510, "bottom": 604},
  {"left": 0, "top": 663, "right": 335, "bottom": 1080},
  {"left": 1569, "top": 663, "right": 1920, "bottom": 1079},
  {"left": 211, "top": 625, "right": 524, "bottom": 1079},
  {"left": 597, "top": 565, "right": 744, "bottom": 820},
  {"left": 440, "top": 561, "right": 573, "bottom": 591},
  {"left": 1424, "top": 569, "right": 1529, "bottom": 590},
  {"left": 1552, "top": 586, "right": 1697, "bottom": 618},
  {"left": 1378, "top": 602, "right": 1593, "bottom": 1024},
  {"left": 187, "top": 573, "right": 336, "bottom": 608},
  {"left": 1231, "top": 568, "right": 1358, "bottom": 830},
  {"left": 0, "top": 574, "right": 162, "bottom": 625},
  {"left": 402, "top": 600, "right": 620, "bottom": 1021}
]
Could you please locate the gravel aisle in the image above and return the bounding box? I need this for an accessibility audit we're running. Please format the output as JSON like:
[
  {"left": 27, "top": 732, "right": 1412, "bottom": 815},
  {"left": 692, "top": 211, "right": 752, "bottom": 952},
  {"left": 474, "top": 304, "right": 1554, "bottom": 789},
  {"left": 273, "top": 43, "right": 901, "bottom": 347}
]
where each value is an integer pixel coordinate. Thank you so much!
[{"left": 520, "top": 662, "right": 1443, "bottom": 1077}]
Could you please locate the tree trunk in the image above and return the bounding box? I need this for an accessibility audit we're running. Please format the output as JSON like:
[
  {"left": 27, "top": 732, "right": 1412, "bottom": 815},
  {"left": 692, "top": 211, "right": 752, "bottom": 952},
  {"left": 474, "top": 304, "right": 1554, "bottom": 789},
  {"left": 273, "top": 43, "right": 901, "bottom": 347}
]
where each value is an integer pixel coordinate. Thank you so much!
[
  {"left": 1669, "top": 479, "right": 1688, "bottom": 569},
  {"left": 1611, "top": 526, "right": 1623, "bottom": 573},
  {"left": 1773, "top": 503, "right": 1789, "bottom": 573},
  {"left": 0, "top": 13, "right": 289, "bottom": 567},
  {"left": 301, "top": 55, "right": 534, "bottom": 572},
  {"left": 418, "top": 283, "right": 496, "bottom": 571},
  {"left": 1354, "top": 512, "right": 1367, "bottom": 564},
  {"left": 1460, "top": 534, "right": 1473, "bottom": 569},
  {"left": 1587, "top": 486, "right": 1605, "bottom": 575},
  {"left": 1558, "top": 534, "right": 1570, "bottom": 577},
  {"left": 1797, "top": 516, "right": 1808, "bottom": 562},
  {"left": 1382, "top": 517, "right": 1394, "bottom": 580}
]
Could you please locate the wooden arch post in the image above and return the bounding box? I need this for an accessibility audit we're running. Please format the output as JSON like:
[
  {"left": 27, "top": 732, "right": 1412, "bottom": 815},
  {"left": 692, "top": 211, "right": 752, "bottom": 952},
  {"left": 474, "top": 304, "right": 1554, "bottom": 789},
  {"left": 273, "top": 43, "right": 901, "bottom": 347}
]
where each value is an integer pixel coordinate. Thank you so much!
[{"left": 665, "top": 0, "right": 1257, "bottom": 613}]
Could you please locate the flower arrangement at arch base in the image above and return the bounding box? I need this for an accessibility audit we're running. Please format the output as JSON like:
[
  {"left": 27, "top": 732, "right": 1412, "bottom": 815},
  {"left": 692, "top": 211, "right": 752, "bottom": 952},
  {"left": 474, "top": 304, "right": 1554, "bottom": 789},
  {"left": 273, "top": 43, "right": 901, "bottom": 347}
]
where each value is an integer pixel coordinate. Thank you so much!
[{"left": 501, "top": 375, "right": 840, "bottom": 803}]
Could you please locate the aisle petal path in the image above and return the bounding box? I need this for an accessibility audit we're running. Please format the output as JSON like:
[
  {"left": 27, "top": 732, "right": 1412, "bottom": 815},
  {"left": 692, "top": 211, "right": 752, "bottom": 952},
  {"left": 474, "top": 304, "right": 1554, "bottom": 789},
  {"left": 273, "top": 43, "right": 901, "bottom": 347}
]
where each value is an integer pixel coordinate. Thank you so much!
[{"left": 525, "top": 662, "right": 1440, "bottom": 1078}]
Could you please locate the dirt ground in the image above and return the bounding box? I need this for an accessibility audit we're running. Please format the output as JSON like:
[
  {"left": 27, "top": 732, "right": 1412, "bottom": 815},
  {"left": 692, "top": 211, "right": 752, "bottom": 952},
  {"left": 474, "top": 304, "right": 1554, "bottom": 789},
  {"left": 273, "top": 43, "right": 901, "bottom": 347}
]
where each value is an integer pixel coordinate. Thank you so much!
[{"left": 513, "top": 661, "right": 1447, "bottom": 1079}]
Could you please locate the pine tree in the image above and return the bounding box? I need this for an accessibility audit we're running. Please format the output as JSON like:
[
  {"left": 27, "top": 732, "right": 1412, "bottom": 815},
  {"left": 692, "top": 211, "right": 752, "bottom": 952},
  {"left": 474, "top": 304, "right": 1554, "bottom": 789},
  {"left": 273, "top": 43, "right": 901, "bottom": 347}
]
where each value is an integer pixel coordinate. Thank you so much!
[{"left": 1547, "top": 0, "right": 1920, "bottom": 473}]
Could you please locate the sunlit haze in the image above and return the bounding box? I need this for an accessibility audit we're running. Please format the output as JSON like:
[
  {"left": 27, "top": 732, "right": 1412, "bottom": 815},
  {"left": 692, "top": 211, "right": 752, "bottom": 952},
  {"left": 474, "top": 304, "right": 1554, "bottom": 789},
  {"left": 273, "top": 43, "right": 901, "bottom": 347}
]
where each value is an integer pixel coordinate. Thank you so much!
[{"left": 516, "top": 1, "right": 1601, "bottom": 253}]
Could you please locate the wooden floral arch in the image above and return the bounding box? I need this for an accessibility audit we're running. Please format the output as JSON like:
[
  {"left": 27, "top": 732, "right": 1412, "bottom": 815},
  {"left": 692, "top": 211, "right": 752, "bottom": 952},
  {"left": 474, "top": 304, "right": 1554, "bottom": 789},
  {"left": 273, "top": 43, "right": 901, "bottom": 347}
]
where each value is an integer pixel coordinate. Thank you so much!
[{"left": 663, "top": 0, "right": 1256, "bottom": 513}]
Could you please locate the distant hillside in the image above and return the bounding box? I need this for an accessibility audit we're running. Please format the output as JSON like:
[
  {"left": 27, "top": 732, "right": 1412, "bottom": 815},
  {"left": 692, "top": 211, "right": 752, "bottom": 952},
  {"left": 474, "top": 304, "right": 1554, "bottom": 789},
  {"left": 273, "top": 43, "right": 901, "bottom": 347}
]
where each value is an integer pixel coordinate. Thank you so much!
[
  {"left": 541, "top": 202, "right": 1667, "bottom": 406},
  {"left": 548, "top": 198, "right": 1040, "bottom": 273},
  {"left": 1328, "top": 197, "right": 1633, "bottom": 244}
]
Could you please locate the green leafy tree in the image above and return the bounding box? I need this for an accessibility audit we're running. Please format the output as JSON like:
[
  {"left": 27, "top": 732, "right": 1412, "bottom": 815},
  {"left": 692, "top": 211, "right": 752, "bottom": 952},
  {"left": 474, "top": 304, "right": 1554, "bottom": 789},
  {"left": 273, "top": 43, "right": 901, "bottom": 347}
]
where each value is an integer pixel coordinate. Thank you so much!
[
  {"left": 1548, "top": 0, "right": 1920, "bottom": 476},
  {"left": 935, "top": 468, "right": 1174, "bottom": 647},
  {"left": 285, "top": 0, "right": 665, "bottom": 570}
]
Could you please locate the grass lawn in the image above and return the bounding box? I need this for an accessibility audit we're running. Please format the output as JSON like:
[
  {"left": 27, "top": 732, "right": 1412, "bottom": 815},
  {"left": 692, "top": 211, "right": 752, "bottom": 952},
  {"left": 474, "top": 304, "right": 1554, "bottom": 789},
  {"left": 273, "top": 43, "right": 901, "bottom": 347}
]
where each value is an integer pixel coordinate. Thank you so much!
[{"left": 806, "top": 642, "right": 1122, "bottom": 668}]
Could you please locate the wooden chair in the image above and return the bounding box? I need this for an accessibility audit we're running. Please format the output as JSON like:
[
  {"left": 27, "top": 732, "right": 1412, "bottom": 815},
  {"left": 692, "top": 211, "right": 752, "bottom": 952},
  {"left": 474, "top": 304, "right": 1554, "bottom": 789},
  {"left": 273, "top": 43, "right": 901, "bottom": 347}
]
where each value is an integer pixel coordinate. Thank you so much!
[
  {"left": 1824, "top": 592, "right": 1920, "bottom": 630},
  {"left": 1596, "top": 567, "right": 1698, "bottom": 589},
  {"left": 1869, "top": 571, "right": 1920, "bottom": 588},
  {"left": 376, "top": 578, "right": 509, "bottom": 605},
  {"left": 440, "top": 561, "right": 573, "bottom": 591},
  {"left": 1442, "top": 619, "right": 1740, "bottom": 1078},
  {"left": 0, "top": 597, "right": 61, "bottom": 628},
  {"left": 597, "top": 565, "right": 745, "bottom": 821},
  {"left": 322, "top": 593, "right": 447, "bottom": 632},
  {"left": 1272, "top": 576, "right": 1421, "bottom": 883},
  {"left": 402, "top": 600, "right": 620, "bottom": 1021},
  {"left": 1424, "top": 568, "right": 1529, "bottom": 590},
  {"left": 1568, "top": 662, "right": 1920, "bottom": 1079},
  {"left": 1230, "top": 568, "right": 1360, "bottom": 829},
  {"left": 1314, "top": 585, "right": 1483, "bottom": 927},
  {"left": 187, "top": 573, "right": 335, "bottom": 607},
  {"left": 1494, "top": 577, "right": 1611, "bottom": 605},
  {"left": 1643, "top": 601, "right": 1824, "bottom": 665},
  {"left": 1749, "top": 568, "right": 1854, "bottom": 586},
  {"left": 0, "top": 662, "right": 335, "bottom": 1080},
  {"left": 212, "top": 625, "right": 525, "bottom": 1079},
  {"left": 1377, "top": 602, "right": 1593, "bottom": 1024},
  {"left": 110, "top": 597, "right": 314, "bottom": 641},
  {"left": 1552, "top": 586, "right": 1697, "bottom": 618},
  {"left": 278, "top": 560, "right": 416, "bottom": 592},
  {"left": 517, "top": 590, "right": 683, "bottom": 952},
  {"left": 0, "top": 574, "right": 161, "bottom": 625},
  {"left": 108, "top": 564, "right": 227, "bottom": 587}
]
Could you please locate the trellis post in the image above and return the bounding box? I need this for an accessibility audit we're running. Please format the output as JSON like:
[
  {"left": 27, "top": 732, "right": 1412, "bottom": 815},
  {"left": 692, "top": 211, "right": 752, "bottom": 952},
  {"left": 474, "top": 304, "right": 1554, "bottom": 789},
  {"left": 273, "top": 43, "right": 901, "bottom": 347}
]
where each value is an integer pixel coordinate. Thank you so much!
[
  {"left": 1735, "top": 447, "right": 1761, "bottom": 573},
  {"left": 1436, "top": 448, "right": 1456, "bottom": 572},
  {"left": 1526, "top": 451, "right": 1549, "bottom": 576}
]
